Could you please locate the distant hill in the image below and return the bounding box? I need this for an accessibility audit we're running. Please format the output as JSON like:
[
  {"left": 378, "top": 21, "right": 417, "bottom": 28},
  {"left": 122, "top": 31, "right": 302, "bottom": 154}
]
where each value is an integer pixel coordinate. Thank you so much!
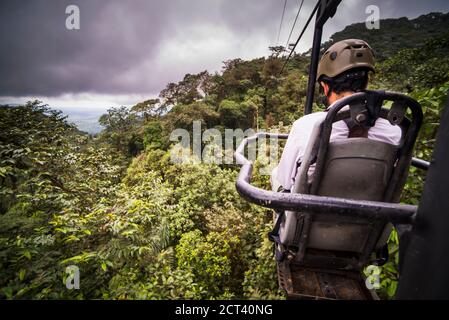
[
  {"left": 61, "top": 108, "right": 106, "bottom": 134},
  {"left": 321, "top": 12, "right": 449, "bottom": 59},
  {"left": 0, "top": 104, "right": 104, "bottom": 135}
]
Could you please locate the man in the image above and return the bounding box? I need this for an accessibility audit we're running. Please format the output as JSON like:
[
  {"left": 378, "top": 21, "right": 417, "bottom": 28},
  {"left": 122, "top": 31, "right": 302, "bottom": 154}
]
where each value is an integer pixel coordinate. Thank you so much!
[{"left": 271, "top": 39, "right": 401, "bottom": 192}]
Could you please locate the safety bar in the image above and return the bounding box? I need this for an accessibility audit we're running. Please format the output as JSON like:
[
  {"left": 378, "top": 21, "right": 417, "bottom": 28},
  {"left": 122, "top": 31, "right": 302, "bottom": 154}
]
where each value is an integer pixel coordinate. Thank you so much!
[{"left": 235, "top": 132, "right": 418, "bottom": 224}]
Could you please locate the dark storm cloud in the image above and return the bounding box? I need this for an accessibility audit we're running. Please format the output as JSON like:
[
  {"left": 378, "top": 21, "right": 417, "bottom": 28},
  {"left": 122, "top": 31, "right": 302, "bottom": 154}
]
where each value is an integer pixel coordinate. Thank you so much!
[
  {"left": 0, "top": 0, "right": 448, "bottom": 98},
  {"left": 0, "top": 0, "right": 173, "bottom": 96},
  {"left": 0, "top": 0, "right": 285, "bottom": 97}
]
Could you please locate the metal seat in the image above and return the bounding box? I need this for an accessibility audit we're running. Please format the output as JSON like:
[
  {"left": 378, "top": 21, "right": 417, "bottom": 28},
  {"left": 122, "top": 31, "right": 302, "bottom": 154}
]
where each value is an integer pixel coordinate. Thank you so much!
[
  {"left": 275, "top": 91, "right": 422, "bottom": 271},
  {"left": 235, "top": 90, "right": 423, "bottom": 298},
  {"left": 278, "top": 137, "right": 398, "bottom": 270}
]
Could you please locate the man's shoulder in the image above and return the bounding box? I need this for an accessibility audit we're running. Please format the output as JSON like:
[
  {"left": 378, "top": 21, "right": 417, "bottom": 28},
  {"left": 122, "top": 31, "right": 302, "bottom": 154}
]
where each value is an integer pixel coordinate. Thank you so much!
[{"left": 292, "top": 111, "right": 327, "bottom": 129}]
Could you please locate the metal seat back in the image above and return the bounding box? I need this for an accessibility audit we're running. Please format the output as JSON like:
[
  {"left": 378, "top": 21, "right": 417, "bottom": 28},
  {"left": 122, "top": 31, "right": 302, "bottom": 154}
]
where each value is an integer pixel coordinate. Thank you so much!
[
  {"left": 279, "top": 136, "right": 399, "bottom": 269},
  {"left": 277, "top": 90, "right": 422, "bottom": 269},
  {"left": 307, "top": 138, "right": 397, "bottom": 254}
]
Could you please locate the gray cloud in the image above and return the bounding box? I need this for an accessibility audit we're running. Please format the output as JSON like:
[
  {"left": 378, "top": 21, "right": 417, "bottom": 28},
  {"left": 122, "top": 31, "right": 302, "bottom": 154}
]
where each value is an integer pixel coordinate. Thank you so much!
[
  {"left": 0, "top": 0, "right": 172, "bottom": 96},
  {"left": 0, "top": 0, "right": 448, "bottom": 98}
]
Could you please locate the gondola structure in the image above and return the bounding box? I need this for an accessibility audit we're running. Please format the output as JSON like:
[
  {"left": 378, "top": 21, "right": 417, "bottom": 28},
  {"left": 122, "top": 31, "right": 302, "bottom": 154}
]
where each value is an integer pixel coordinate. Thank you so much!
[{"left": 234, "top": 0, "right": 449, "bottom": 300}]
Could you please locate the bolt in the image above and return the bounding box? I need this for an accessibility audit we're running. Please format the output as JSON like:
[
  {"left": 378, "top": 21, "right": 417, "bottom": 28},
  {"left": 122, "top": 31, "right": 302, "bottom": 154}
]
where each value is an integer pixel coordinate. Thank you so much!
[{"left": 356, "top": 113, "right": 367, "bottom": 123}]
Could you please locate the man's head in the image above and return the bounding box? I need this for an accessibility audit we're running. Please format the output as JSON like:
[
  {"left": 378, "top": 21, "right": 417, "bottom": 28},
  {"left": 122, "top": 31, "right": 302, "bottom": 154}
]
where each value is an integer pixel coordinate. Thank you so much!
[{"left": 317, "top": 39, "right": 375, "bottom": 106}]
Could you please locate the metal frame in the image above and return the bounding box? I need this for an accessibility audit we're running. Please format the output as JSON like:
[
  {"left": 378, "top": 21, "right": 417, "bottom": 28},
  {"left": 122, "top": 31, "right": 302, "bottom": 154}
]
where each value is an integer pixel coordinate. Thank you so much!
[
  {"left": 305, "top": 0, "right": 342, "bottom": 115},
  {"left": 396, "top": 93, "right": 449, "bottom": 299},
  {"left": 310, "top": 91, "right": 423, "bottom": 202},
  {"left": 235, "top": 0, "right": 440, "bottom": 298},
  {"left": 411, "top": 157, "right": 430, "bottom": 170},
  {"left": 235, "top": 91, "right": 424, "bottom": 227}
]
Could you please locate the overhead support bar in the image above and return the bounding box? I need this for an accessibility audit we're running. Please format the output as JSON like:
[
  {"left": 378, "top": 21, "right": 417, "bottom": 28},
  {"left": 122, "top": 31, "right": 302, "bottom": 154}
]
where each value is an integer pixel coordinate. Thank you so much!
[{"left": 304, "top": 0, "right": 342, "bottom": 115}]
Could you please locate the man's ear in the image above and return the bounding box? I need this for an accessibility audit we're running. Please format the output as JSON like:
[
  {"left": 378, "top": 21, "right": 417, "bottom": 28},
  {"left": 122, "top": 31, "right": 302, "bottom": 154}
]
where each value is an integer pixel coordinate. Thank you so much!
[{"left": 320, "top": 81, "right": 329, "bottom": 96}]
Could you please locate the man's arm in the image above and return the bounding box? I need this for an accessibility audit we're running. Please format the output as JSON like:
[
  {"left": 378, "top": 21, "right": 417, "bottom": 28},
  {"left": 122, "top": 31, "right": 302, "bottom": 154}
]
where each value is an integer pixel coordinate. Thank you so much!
[{"left": 274, "top": 112, "right": 326, "bottom": 191}]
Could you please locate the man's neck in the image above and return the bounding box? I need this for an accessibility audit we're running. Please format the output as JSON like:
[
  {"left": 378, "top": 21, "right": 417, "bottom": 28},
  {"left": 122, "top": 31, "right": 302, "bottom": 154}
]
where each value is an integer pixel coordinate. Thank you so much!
[{"left": 328, "top": 91, "right": 354, "bottom": 105}]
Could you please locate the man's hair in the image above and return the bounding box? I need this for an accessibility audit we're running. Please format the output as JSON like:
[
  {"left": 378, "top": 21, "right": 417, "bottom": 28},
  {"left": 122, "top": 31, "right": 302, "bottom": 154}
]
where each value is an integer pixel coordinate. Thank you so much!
[{"left": 319, "top": 67, "right": 369, "bottom": 95}]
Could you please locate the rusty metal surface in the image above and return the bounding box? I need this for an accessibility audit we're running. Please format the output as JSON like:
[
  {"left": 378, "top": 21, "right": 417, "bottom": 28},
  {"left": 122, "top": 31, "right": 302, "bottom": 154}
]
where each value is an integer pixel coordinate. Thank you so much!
[{"left": 278, "top": 262, "right": 377, "bottom": 300}]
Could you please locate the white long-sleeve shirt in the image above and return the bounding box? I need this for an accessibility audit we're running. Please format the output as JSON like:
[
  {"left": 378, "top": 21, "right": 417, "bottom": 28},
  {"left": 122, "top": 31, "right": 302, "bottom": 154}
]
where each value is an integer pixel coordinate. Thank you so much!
[{"left": 274, "top": 104, "right": 402, "bottom": 191}]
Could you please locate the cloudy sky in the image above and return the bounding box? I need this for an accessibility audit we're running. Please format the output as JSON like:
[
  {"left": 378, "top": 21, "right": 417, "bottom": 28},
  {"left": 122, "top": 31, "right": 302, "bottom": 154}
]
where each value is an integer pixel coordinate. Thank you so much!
[{"left": 0, "top": 0, "right": 448, "bottom": 110}]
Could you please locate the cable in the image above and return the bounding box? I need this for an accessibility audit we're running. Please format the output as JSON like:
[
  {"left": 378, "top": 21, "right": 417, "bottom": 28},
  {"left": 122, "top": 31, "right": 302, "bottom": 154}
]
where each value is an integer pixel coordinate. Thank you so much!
[
  {"left": 285, "top": 0, "right": 305, "bottom": 51},
  {"left": 276, "top": 0, "right": 288, "bottom": 45},
  {"left": 280, "top": 0, "right": 320, "bottom": 74}
]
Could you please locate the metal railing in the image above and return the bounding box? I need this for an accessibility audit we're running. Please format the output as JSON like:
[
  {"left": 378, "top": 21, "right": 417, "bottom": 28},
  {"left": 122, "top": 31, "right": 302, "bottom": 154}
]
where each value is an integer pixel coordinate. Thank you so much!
[{"left": 235, "top": 91, "right": 427, "bottom": 224}]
